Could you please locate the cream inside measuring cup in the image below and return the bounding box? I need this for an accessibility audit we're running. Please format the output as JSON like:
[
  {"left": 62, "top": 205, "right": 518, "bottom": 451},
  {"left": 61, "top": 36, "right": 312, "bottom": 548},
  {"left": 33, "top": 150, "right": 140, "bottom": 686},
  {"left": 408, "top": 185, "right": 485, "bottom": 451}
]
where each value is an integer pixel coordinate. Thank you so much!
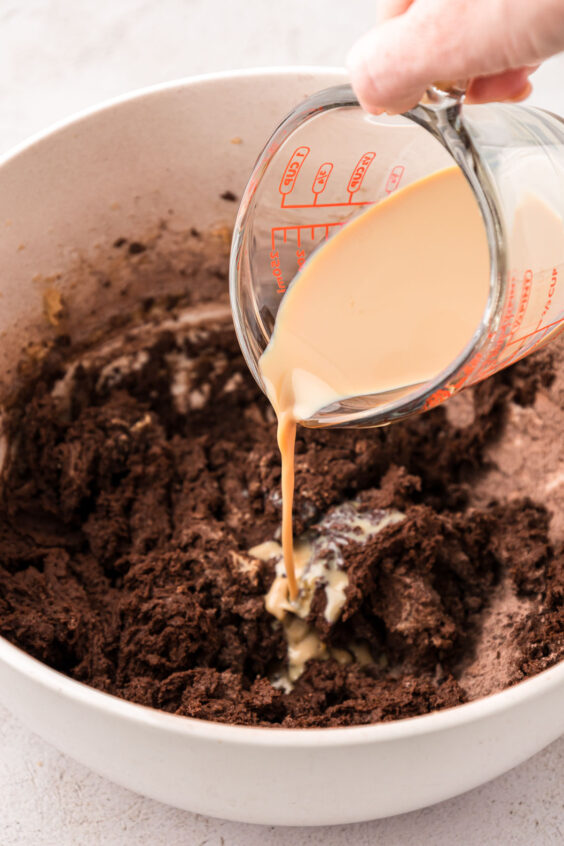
[{"left": 259, "top": 165, "right": 491, "bottom": 598}]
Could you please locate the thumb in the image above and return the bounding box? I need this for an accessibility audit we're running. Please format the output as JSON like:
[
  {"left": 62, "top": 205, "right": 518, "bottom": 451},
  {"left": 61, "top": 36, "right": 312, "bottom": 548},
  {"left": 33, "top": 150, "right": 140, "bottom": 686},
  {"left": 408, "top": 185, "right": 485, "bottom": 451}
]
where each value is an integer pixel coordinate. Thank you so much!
[
  {"left": 346, "top": 18, "right": 424, "bottom": 113},
  {"left": 347, "top": 1, "right": 512, "bottom": 114}
]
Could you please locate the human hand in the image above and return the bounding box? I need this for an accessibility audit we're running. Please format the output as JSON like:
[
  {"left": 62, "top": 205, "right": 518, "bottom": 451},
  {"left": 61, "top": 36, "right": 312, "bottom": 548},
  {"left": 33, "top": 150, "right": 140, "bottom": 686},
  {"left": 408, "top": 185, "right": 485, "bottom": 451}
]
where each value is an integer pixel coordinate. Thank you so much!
[{"left": 347, "top": 0, "right": 564, "bottom": 113}]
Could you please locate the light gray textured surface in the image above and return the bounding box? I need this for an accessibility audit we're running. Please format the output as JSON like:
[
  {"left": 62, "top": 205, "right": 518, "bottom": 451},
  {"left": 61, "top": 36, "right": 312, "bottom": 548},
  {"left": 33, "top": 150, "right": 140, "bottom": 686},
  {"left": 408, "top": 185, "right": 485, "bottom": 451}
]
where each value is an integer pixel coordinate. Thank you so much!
[
  {"left": 0, "top": 1, "right": 563, "bottom": 842},
  {"left": 1, "top": 703, "right": 563, "bottom": 844}
]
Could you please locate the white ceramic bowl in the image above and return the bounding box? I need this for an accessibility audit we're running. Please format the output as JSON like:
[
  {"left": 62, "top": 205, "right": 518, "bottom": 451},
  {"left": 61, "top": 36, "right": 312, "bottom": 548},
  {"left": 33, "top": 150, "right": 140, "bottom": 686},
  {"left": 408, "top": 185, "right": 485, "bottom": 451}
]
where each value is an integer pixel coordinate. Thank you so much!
[{"left": 0, "top": 68, "right": 562, "bottom": 827}]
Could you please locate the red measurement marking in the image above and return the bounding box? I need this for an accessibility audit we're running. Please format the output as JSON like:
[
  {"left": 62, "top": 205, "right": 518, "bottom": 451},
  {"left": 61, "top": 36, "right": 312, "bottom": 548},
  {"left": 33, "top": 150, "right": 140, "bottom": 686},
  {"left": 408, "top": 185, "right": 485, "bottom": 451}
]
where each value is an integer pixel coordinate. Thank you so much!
[
  {"left": 269, "top": 248, "right": 286, "bottom": 293},
  {"left": 280, "top": 199, "right": 374, "bottom": 209},
  {"left": 347, "top": 152, "right": 376, "bottom": 202},
  {"left": 423, "top": 388, "right": 451, "bottom": 412},
  {"left": 477, "top": 327, "right": 560, "bottom": 380},
  {"left": 476, "top": 320, "right": 561, "bottom": 381},
  {"left": 537, "top": 267, "right": 559, "bottom": 327},
  {"left": 270, "top": 223, "right": 346, "bottom": 293},
  {"left": 498, "top": 344, "right": 547, "bottom": 371},
  {"left": 271, "top": 223, "right": 345, "bottom": 241},
  {"left": 312, "top": 162, "right": 333, "bottom": 204},
  {"left": 508, "top": 269, "right": 533, "bottom": 339},
  {"left": 449, "top": 349, "right": 487, "bottom": 392},
  {"left": 470, "top": 275, "right": 517, "bottom": 382},
  {"left": 504, "top": 314, "right": 564, "bottom": 347},
  {"left": 279, "top": 146, "right": 310, "bottom": 196},
  {"left": 504, "top": 274, "right": 517, "bottom": 325},
  {"left": 385, "top": 165, "right": 405, "bottom": 195},
  {"left": 271, "top": 222, "right": 345, "bottom": 251}
]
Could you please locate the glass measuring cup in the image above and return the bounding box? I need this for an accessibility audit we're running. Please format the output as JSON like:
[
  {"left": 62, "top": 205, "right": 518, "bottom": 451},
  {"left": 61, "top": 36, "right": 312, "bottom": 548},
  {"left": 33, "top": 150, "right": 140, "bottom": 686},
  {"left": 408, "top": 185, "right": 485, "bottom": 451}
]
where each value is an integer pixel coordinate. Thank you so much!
[{"left": 229, "top": 84, "right": 564, "bottom": 427}]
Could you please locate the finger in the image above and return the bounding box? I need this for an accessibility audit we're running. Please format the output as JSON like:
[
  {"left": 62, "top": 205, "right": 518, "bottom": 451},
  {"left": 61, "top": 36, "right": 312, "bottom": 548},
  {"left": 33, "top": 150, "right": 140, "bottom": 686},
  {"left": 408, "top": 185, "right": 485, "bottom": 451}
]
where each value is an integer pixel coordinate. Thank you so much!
[
  {"left": 347, "top": 15, "right": 431, "bottom": 114},
  {"left": 347, "top": 1, "right": 518, "bottom": 115},
  {"left": 465, "top": 67, "right": 534, "bottom": 104}
]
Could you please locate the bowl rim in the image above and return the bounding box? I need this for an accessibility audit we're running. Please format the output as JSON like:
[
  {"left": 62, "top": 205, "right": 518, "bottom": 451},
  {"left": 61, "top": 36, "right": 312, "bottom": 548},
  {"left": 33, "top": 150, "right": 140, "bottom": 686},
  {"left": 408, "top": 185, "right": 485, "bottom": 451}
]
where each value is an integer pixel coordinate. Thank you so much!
[
  {"left": 0, "top": 65, "right": 348, "bottom": 167},
  {"left": 1, "top": 635, "right": 564, "bottom": 748},
  {"left": 0, "top": 66, "right": 562, "bottom": 750}
]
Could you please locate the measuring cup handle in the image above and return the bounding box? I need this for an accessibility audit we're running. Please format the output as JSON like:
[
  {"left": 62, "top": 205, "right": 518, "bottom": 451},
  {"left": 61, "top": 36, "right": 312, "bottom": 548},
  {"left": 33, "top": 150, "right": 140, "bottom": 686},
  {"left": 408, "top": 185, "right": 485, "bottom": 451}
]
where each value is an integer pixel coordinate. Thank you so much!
[{"left": 420, "top": 80, "right": 467, "bottom": 108}]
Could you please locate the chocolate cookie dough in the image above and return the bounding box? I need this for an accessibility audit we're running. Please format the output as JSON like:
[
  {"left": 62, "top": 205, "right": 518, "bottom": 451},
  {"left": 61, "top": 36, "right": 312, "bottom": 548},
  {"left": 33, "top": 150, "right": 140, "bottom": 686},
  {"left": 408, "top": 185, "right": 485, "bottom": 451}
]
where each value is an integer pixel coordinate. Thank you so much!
[{"left": 0, "top": 232, "right": 562, "bottom": 727}]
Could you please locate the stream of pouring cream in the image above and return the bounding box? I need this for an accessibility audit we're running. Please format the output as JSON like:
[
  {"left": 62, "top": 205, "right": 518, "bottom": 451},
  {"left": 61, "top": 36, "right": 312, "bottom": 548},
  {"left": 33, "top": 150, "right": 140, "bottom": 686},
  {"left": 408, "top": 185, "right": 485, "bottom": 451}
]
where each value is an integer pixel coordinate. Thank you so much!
[{"left": 259, "top": 166, "right": 491, "bottom": 599}]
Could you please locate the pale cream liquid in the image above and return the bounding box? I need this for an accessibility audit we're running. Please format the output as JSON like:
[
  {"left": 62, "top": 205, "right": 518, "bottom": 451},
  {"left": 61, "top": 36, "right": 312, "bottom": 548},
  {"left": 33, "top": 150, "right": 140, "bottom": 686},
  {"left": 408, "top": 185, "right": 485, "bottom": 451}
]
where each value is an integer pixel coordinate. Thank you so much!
[{"left": 259, "top": 166, "right": 491, "bottom": 597}]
